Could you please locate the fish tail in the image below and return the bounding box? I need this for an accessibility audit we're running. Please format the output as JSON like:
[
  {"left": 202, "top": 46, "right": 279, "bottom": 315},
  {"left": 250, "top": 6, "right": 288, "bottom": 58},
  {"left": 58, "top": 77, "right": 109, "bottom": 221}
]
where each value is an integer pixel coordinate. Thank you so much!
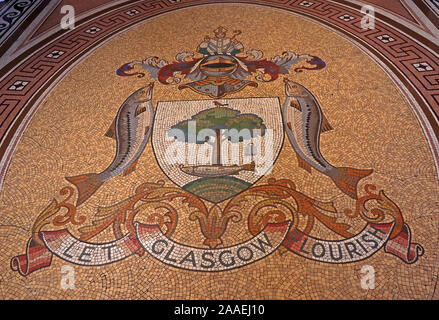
[
  {"left": 331, "top": 167, "right": 373, "bottom": 199},
  {"left": 65, "top": 173, "right": 103, "bottom": 206},
  {"left": 242, "top": 161, "right": 256, "bottom": 172}
]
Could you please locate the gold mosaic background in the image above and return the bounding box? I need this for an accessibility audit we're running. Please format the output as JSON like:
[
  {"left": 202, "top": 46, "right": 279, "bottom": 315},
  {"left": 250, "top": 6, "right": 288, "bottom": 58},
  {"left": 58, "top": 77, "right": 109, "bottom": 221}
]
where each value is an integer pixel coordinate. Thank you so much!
[{"left": 0, "top": 5, "right": 438, "bottom": 299}]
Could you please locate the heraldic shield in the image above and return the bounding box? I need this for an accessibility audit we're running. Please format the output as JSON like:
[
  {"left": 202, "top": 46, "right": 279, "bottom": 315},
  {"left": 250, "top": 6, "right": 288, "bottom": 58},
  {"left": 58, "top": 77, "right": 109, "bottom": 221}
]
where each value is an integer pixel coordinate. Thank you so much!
[{"left": 152, "top": 98, "right": 284, "bottom": 203}]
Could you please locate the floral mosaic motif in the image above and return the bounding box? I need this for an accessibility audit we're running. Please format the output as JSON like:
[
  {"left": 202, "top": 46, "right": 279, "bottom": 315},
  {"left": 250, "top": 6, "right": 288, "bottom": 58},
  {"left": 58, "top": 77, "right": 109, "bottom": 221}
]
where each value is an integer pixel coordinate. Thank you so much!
[
  {"left": 413, "top": 62, "right": 434, "bottom": 72},
  {"left": 46, "top": 50, "right": 65, "bottom": 59},
  {"left": 85, "top": 26, "right": 101, "bottom": 34},
  {"left": 377, "top": 35, "right": 395, "bottom": 43},
  {"left": 8, "top": 80, "right": 29, "bottom": 91}
]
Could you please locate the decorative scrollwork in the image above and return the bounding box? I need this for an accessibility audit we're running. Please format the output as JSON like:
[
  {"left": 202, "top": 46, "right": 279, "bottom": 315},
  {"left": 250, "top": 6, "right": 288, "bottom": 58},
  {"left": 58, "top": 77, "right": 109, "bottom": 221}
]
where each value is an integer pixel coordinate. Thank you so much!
[
  {"left": 248, "top": 199, "right": 299, "bottom": 236},
  {"left": 52, "top": 187, "right": 86, "bottom": 226},
  {"left": 28, "top": 179, "right": 407, "bottom": 256},
  {"left": 344, "top": 184, "right": 404, "bottom": 238},
  {"left": 223, "top": 178, "right": 353, "bottom": 238},
  {"left": 190, "top": 205, "right": 242, "bottom": 248},
  {"left": 29, "top": 186, "right": 86, "bottom": 245}
]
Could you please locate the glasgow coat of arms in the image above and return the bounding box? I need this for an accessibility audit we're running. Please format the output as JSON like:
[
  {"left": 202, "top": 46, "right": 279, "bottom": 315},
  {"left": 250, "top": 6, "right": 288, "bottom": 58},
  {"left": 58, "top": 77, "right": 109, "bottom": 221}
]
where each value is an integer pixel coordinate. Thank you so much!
[{"left": 11, "top": 27, "right": 423, "bottom": 275}]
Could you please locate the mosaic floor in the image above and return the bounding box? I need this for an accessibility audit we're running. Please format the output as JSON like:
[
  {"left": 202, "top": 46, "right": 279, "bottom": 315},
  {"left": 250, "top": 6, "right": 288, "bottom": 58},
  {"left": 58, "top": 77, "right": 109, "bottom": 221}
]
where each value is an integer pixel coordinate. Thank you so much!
[{"left": 0, "top": 0, "right": 438, "bottom": 300}]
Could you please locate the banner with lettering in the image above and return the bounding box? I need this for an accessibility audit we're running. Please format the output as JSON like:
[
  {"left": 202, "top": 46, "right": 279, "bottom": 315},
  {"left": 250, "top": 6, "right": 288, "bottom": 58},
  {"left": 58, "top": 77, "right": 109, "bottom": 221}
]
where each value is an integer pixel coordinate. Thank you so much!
[
  {"left": 11, "top": 221, "right": 291, "bottom": 275},
  {"left": 282, "top": 222, "right": 424, "bottom": 264},
  {"left": 11, "top": 219, "right": 424, "bottom": 276}
]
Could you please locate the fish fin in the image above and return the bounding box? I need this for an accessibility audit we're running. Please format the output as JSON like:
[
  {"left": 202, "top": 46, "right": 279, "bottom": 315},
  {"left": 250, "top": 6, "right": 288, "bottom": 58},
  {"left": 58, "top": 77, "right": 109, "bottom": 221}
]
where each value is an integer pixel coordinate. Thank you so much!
[
  {"left": 320, "top": 114, "right": 333, "bottom": 133},
  {"left": 144, "top": 125, "right": 150, "bottom": 136},
  {"left": 242, "top": 161, "right": 256, "bottom": 172},
  {"left": 105, "top": 118, "right": 117, "bottom": 139},
  {"left": 290, "top": 100, "right": 301, "bottom": 111},
  {"left": 331, "top": 167, "right": 373, "bottom": 199},
  {"left": 135, "top": 106, "right": 147, "bottom": 117},
  {"left": 65, "top": 173, "right": 103, "bottom": 206},
  {"left": 123, "top": 159, "right": 138, "bottom": 176},
  {"left": 297, "top": 153, "right": 312, "bottom": 173}
]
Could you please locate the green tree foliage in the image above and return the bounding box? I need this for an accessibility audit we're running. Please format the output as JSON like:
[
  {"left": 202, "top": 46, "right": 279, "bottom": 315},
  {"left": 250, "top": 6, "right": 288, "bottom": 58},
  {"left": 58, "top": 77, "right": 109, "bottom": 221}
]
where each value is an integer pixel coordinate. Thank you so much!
[{"left": 170, "top": 106, "right": 266, "bottom": 144}]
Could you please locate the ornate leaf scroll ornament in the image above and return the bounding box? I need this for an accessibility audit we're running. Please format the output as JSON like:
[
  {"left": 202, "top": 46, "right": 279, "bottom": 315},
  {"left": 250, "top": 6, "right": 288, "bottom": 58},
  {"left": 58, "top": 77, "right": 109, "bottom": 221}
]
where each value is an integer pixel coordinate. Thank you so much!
[
  {"left": 234, "top": 180, "right": 423, "bottom": 264},
  {"left": 51, "top": 187, "right": 86, "bottom": 226},
  {"left": 245, "top": 49, "right": 264, "bottom": 61},
  {"left": 77, "top": 181, "right": 181, "bottom": 258},
  {"left": 242, "top": 178, "right": 350, "bottom": 238},
  {"left": 134, "top": 182, "right": 242, "bottom": 249},
  {"left": 11, "top": 178, "right": 424, "bottom": 276},
  {"left": 114, "top": 27, "right": 329, "bottom": 99},
  {"left": 11, "top": 187, "right": 87, "bottom": 275},
  {"left": 293, "top": 55, "right": 326, "bottom": 73},
  {"left": 343, "top": 184, "right": 423, "bottom": 263},
  {"left": 116, "top": 56, "right": 170, "bottom": 79},
  {"left": 30, "top": 186, "right": 86, "bottom": 245},
  {"left": 343, "top": 184, "right": 404, "bottom": 238},
  {"left": 175, "top": 52, "right": 195, "bottom": 62},
  {"left": 189, "top": 204, "right": 242, "bottom": 249},
  {"left": 117, "top": 51, "right": 327, "bottom": 85}
]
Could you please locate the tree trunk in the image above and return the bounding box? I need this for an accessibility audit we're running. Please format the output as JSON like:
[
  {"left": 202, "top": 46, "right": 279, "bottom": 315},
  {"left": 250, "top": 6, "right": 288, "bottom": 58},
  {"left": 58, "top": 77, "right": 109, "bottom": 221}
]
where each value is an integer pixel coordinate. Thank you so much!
[{"left": 215, "top": 129, "right": 221, "bottom": 165}]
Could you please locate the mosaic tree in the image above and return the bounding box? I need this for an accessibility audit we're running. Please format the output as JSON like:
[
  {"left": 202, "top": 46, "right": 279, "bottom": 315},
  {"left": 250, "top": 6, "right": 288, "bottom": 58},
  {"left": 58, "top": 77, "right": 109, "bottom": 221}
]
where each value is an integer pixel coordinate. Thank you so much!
[{"left": 170, "top": 105, "right": 266, "bottom": 165}]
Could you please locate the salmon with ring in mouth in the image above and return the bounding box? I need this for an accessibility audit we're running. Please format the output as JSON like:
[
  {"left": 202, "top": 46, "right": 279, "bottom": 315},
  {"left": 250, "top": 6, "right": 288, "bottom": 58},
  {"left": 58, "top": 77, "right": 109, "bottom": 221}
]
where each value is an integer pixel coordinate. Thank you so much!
[
  {"left": 66, "top": 83, "right": 155, "bottom": 206},
  {"left": 282, "top": 78, "right": 372, "bottom": 199}
]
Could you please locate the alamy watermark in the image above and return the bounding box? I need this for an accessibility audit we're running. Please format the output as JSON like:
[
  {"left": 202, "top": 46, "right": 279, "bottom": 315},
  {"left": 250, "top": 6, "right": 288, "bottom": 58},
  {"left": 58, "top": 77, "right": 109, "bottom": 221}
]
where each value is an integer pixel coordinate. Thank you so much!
[
  {"left": 361, "top": 265, "right": 375, "bottom": 290},
  {"left": 165, "top": 123, "right": 275, "bottom": 176},
  {"left": 60, "top": 5, "right": 75, "bottom": 30},
  {"left": 361, "top": 5, "right": 375, "bottom": 30},
  {"left": 60, "top": 265, "right": 75, "bottom": 289}
]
